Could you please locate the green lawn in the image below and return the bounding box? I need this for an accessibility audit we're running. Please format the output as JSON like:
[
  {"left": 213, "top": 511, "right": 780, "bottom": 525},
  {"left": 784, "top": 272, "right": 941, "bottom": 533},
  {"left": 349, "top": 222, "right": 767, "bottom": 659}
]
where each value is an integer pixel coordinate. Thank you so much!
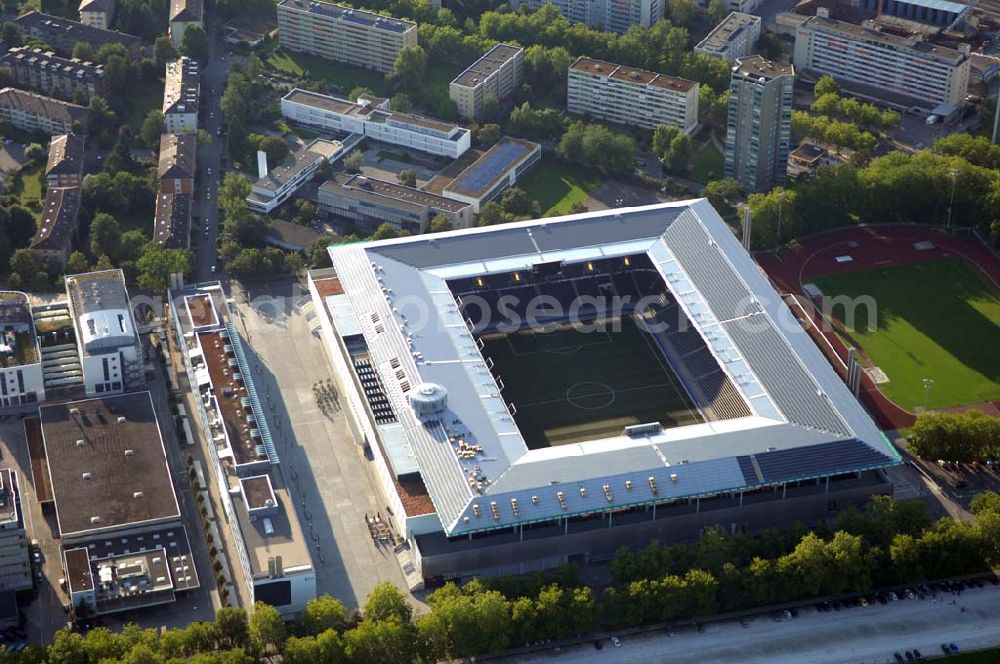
[
  {"left": 265, "top": 49, "right": 389, "bottom": 96},
  {"left": 481, "top": 315, "right": 701, "bottom": 448},
  {"left": 520, "top": 160, "right": 603, "bottom": 216},
  {"left": 124, "top": 80, "right": 167, "bottom": 132},
  {"left": 814, "top": 259, "right": 1000, "bottom": 410},
  {"left": 13, "top": 164, "right": 44, "bottom": 219},
  {"left": 689, "top": 142, "right": 724, "bottom": 184}
]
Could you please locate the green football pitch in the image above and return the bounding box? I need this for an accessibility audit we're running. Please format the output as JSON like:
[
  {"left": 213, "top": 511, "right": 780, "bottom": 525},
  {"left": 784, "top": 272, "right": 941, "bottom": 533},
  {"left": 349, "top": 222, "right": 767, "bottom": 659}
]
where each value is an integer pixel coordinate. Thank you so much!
[
  {"left": 480, "top": 315, "right": 702, "bottom": 448},
  {"left": 814, "top": 258, "right": 1000, "bottom": 410}
]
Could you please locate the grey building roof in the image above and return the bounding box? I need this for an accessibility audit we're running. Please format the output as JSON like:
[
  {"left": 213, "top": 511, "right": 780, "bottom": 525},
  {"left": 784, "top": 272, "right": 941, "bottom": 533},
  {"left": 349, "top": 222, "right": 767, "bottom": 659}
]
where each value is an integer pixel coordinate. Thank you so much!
[
  {"left": 451, "top": 42, "right": 523, "bottom": 89},
  {"left": 695, "top": 12, "right": 761, "bottom": 54},
  {"left": 153, "top": 191, "right": 190, "bottom": 248},
  {"left": 45, "top": 133, "right": 85, "bottom": 178},
  {"left": 65, "top": 269, "right": 129, "bottom": 314},
  {"left": 162, "top": 57, "right": 199, "bottom": 116},
  {"left": 0, "top": 87, "right": 89, "bottom": 126},
  {"left": 31, "top": 186, "right": 80, "bottom": 252},
  {"left": 158, "top": 133, "right": 196, "bottom": 181},
  {"left": 327, "top": 200, "right": 899, "bottom": 536},
  {"left": 15, "top": 11, "right": 141, "bottom": 53},
  {"left": 169, "top": 0, "right": 203, "bottom": 23}
]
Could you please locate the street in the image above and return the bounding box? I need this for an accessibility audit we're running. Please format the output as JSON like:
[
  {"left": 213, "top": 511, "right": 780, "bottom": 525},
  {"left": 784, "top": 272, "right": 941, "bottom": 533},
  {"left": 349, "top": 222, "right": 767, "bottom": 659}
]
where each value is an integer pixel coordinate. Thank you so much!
[
  {"left": 194, "top": 34, "right": 229, "bottom": 283},
  {"left": 508, "top": 583, "right": 1000, "bottom": 664}
]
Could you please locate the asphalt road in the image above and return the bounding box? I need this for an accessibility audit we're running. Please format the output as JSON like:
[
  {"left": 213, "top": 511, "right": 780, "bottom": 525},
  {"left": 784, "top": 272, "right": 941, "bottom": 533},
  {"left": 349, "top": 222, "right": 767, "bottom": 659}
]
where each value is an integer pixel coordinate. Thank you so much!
[
  {"left": 508, "top": 584, "right": 1000, "bottom": 664},
  {"left": 194, "top": 35, "right": 229, "bottom": 283}
]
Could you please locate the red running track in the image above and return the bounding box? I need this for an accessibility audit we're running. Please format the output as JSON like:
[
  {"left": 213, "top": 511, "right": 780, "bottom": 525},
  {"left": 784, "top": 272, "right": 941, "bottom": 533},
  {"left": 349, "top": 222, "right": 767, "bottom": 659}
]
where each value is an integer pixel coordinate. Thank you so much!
[{"left": 755, "top": 225, "right": 1000, "bottom": 431}]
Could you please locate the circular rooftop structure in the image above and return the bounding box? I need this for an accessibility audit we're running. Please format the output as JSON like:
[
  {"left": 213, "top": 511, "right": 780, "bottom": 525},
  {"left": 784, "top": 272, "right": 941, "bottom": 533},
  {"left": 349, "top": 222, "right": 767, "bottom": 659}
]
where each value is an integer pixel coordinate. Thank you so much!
[{"left": 410, "top": 382, "right": 448, "bottom": 416}]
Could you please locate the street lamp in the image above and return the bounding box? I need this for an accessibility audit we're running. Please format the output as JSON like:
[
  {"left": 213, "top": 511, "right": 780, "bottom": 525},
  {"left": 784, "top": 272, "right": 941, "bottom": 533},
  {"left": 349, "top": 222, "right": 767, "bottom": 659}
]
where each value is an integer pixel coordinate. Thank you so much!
[
  {"left": 922, "top": 378, "right": 934, "bottom": 410},
  {"left": 946, "top": 167, "right": 958, "bottom": 230}
]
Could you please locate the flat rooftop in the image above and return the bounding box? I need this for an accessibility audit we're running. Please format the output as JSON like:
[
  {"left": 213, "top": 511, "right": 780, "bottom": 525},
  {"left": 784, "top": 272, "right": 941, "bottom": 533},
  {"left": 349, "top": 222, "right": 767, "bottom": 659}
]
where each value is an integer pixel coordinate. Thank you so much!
[
  {"left": 65, "top": 269, "right": 129, "bottom": 314},
  {"left": 253, "top": 138, "right": 342, "bottom": 194},
  {"left": 451, "top": 42, "right": 522, "bottom": 89},
  {"left": 230, "top": 469, "right": 311, "bottom": 579},
  {"left": 0, "top": 469, "right": 19, "bottom": 527},
  {"left": 185, "top": 293, "right": 219, "bottom": 328},
  {"left": 801, "top": 15, "right": 967, "bottom": 63},
  {"left": 696, "top": 12, "right": 762, "bottom": 52},
  {"left": 282, "top": 88, "right": 370, "bottom": 115},
  {"left": 277, "top": 0, "right": 414, "bottom": 32},
  {"left": 40, "top": 392, "right": 181, "bottom": 539},
  {"left": 0, "top": 292, "right": 38, "bottom": 368},
  {"left": 444, "top": 137, "right": 540, "bottom": 198},
  {"left": 324, "top": 173, "right": 471, "bottom": 213},
  {"left": 733, "top": 54, "right": 795, "bottom": 80},
  {"left": 570, "top": 57, "right": 698, "bottom": 92}
]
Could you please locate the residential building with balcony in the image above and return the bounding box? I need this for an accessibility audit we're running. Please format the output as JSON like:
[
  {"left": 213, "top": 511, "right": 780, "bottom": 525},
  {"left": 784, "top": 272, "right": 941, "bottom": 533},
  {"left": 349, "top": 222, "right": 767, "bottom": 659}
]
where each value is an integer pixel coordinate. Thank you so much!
[
  {"left": 0, "top": 88, "right": 89, "bottom": 135},
  {"left": 449, "top": 43, "right": 524, "bottom": 121},
  {"left": 0, "top": 47, "right": 108, "bottom": 103}
]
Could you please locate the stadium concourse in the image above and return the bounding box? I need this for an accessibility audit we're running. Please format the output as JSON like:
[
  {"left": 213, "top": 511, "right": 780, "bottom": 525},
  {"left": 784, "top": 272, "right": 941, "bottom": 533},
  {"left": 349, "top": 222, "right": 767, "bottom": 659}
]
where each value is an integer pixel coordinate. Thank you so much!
[
  {"left": 756, "top": 225, "right": 1000, "bottom": 430},
  {"left": 307, "top": 200, "right": 901, "bottom": 584}
]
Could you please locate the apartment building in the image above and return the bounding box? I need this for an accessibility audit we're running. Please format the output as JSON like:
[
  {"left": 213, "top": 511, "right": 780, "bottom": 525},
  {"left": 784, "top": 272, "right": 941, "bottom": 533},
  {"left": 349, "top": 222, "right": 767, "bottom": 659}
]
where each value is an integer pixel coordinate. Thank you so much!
[
  {"left": 162, "top": 57, "right": 199, "bottom": 133},
  {"left": 168, "top": 282, "right": 316, "bottom": 617},
  {"left": 0, "top": 294, "right": 45, "bottom": 409},
  {"left": 0, "top": 47, "right": 108, "bottom": 103},
  {"left": 793, "top": 13, "right": 971, "bottom": 106},
  {"left": 30, "top": 187, "right": 81, "bottom": 268},
  {"left": 78, "top": 0, "right": 114, "bottom": 28},
  {"left": 64, "top": 270, "right": 142, "bottom": 396},
  {"left": 153, "top": 192, "right": 191, "bottom": 249},
  {"left": 158, "top": 133, "right": 196, "bottom": 194},
  {"left": 247, "top": 138, "right": 343, "bottom": 213},
  {"left": 724, "top": 55, "right": 794, "bottom": 192},
  {"left": 0, "top": 88, "right": 89, "bottom": 135},
  {"left": 450, "top": 43, "right": 524, "bottom": 121},
  {"left": 46, "top": 134, "right": 85, "bottom": 187},
  {"left": 319, "top": 173, "right": 474, "bottom": 233},
  {"left": 511, "top": 0, "right": 663, "bottom": 33},
  {"left": 276, "top": 0, "right": 417, "bottom": 73},
  {"left": 281, "top": 88, "right": 471, "bottom": 158},
  {"left": 14, "top": 11, "right": 141, "bottom": 58},
  {"left": 169, "top": 0, "right": 203, "bottom": 48},
  {"left": 695, "top": 13, "right": 762, "bottom": 63},
  {"left": 567, "top": 57, "right": 699, "bottom": 133}
]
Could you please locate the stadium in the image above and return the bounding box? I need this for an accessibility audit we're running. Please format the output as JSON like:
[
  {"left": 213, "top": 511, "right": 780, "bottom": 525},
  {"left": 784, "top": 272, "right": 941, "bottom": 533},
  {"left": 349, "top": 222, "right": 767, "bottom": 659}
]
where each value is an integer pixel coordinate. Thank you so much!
[{"left": 307, "top": 200, "right": 901, "bottom": 582}]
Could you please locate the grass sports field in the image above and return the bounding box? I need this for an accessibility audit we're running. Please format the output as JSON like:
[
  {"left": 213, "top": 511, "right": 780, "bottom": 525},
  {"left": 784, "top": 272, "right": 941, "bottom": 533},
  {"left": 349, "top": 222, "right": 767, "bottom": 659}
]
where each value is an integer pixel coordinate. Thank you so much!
[
  {"left": 480, "top": 315, "right": 701, "bottom": 448},
  {"left": 814, "top": 258, "right": 1000, "bottom": 410}
]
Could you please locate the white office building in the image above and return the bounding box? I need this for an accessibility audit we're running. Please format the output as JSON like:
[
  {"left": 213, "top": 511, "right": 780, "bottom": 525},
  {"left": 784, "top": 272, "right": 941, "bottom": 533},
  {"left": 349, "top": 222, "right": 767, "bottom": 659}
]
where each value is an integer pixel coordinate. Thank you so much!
[
  {"left": 0, "top": 293, "right": 45, "bottom": 409},
  {"left": 64, "top": 270, "right": 142, "bottom": 397},
  {"left": 281, "top": 89, "right": 471, "bottom": 159},
  {"left": 247, "top": 138, "right": 343, "bottom": 213}
]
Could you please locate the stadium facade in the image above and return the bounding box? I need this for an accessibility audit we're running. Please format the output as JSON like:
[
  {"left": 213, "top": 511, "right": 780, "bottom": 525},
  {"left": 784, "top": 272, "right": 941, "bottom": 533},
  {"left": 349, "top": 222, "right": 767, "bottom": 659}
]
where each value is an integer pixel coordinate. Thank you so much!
[{"left": 307, "top": 200, "right": 900, "bottom": 583}]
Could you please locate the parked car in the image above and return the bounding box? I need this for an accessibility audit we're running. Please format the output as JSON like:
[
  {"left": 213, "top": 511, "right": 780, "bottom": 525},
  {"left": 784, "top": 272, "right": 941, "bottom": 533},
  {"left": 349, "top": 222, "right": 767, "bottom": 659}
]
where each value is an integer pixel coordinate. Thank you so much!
[{"left": 610, "top": 636, "right": 621, "bottom": 647}]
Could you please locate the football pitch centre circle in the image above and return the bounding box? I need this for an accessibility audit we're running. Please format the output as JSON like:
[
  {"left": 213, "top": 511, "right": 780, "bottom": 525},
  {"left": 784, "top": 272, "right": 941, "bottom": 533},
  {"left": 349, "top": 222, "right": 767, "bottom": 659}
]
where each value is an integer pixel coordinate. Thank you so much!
[{"left": 565, "top": 381, "right": 616, "bottom": 410}]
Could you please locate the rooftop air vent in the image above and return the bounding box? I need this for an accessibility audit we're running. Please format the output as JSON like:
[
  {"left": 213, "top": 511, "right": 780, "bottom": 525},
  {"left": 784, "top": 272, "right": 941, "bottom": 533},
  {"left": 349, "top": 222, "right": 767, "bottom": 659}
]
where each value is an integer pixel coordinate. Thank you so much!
[
  {"left": 117, "top": 416, "right": 126, "bottom": 424},
  {"left": 124, "top": 449, "right": 134, "bottom": 457},
  {"left": 82, "top": 472, "right": 92, "bottom": 480},
  {"left": 76, "top": 439, "right": 85, "bottom": 447},
  {"left": 133, "top": 491, "right": 143, "bottom": 498},
  {"left": 90, "top": 516, "right": 101, "bottom": 524}
]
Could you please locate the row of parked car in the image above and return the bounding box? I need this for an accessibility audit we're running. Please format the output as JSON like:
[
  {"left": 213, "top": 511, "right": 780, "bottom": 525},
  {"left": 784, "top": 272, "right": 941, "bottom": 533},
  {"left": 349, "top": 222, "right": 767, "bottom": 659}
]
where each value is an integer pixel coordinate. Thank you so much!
[{"left": 0, "top": 627, "right": 28, "bottom": 654}]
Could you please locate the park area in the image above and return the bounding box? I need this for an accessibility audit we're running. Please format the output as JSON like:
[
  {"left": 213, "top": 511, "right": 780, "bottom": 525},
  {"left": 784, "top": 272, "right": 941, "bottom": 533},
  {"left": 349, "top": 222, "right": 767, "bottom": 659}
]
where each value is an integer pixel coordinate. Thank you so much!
[
  {"left": 519, "top": 161, "right": 603, "bottom": 216},
  {"left": 814, "top": 258, "right": 1000, "bottom": 411},
  {"left": 480, "top": 315, "right": 701, "bottom": 448}
]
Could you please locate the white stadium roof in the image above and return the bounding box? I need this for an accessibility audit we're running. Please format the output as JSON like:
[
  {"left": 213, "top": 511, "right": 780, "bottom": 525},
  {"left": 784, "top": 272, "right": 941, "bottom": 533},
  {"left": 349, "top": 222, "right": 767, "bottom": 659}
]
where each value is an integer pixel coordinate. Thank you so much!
[{"left": 327, "top": 200, "right": 900, "bottom": 536}]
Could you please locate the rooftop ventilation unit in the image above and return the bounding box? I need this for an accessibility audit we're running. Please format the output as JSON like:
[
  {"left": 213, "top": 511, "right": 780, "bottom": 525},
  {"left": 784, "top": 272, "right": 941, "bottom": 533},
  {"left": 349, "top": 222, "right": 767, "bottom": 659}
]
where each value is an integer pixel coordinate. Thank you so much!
[
  {"left": 117, "top": 416, "right": 126, "bottom": 424},
  {"left": 82, "top": 472, "right": 92, "bottom": 480},
  {"left": 76, "top": 439, "right": 85, "bottom": 447},
  {"left": 262, "top": 517, "right": 274, "bottom": 535},
  {"left": 124, "top": 449, "right": 134, "bottom": 457},
  {"left": 133, "top": 491, "right": 143, "bottom": 498},
  {"left": 90, "top": 516, "right": 101, "bottom": 524}
]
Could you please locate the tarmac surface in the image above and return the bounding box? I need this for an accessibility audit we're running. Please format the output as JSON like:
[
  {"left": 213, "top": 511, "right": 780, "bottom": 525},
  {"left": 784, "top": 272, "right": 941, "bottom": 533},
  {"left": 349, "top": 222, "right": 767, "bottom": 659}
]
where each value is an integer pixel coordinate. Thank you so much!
[{"left": 508, "top": 583, "right": 1000, "bottom": 664}]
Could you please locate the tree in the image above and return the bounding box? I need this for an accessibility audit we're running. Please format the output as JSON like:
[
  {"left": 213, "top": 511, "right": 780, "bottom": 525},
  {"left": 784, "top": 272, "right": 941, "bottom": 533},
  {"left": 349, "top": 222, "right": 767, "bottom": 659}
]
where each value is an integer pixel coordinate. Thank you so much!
[
  {"left": 343, "top": 149, "right": 364, "bottom": 174},
  {"left": 308, "top": 237, "right": 332, "bottom": 268},
  {"left": 478, "top": 94, "right": 503, "bottom": 124},
  {"left": 363, "top": 582, "right": 412, "bottom": 623},
  {"left": 477, "top": 201, "right": 510, "bottom": 226},
  {"left": 10, "top": 248, "right": 40, "bottom": 280},
  {"left": 87, "top": 96, "right": 118, "bottom": 147},
  {"left": 908, "top": 410, "right": 1000, "bottom": 462},
  {"left": 90, "top": 212, "right": 122, "bottom": 261},
  {"left": 24, "top": 142, "right": 45, "bottom": 163},
  {"left": 249, "top": 134, "right": 291, "bottom": 167},
  {"left": 476, "top": 123, "right": 501, "bottom": 148},
  {"left": 706, "top": 0, "right": 728, "bottom": 23},
  {"left": 343, "top": 616, "right": 420, "bottom": 664},
  {"left": 348, "top": 86, "right": 374, "bottom": 102},
  {"left": 389, "top": 93, "right": 413, "bottom": 112},
  {"left": 7, "top": 205, "right": 37, "bottom": 247},
  {"left": 153, "top": 35, "right": 177, "bottom": 67},
  {"left": 1, "top": 22, "right": 21, "bottom": 47},
  {"left": 140, "top": 109, "right": 165, "bottom": 148},
  {"left": 746, "top": 187, "right": 796, "bottom": 248},
  {"left": 397, "top": 169, "right": 417, "bottom": 188},
  {"left": 703, "top": 178, "right": 743, "bottom": 210},
  {"left": 179, "top": 25, "right": 209, "bottom": 63},
  {"left": 215, "top": 607, "right": 249, "bottom": 649},
  {"left": 66, "top": 251, "right": 89, "bottom": 275},
  {"left": 422, "top": 581, "right": 511, "bottom": 658},
  {"left": 667, "top": 0, "right": 698, "bottom": 26},
  {"left": 814, "top": 75, "right": 841, "bottom": 97},
  {"left": 429, "top": 214, "right": 452, "bottom": 233},
  {"left": 302, "top": 595, "right": 348, "bottom": 636},
  {"left": 393, "top": 45, "right": 427, "bottom": 93},
  {"left": 72, "top": 41, "right": 95, "bottom": 62},
  {"left": 249, "top": 601, "right": 287, "bottom": 654},
  {"left": 135, "top": 246, "right": 192, "bottom": 292}
]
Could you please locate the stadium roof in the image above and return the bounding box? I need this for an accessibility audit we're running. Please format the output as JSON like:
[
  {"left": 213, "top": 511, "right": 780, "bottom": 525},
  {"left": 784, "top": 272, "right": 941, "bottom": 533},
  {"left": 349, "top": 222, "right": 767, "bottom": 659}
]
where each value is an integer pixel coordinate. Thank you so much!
[{"left": 327, "top": 200, "right": 899, "bottom": 536}]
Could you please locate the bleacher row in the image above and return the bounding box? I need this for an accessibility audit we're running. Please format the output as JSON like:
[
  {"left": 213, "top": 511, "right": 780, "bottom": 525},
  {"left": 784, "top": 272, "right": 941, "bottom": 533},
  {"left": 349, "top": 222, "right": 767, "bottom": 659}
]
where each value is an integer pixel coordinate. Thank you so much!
[
  {"left": 353, "top": 359, "right": 397, "bottom": 424},
  {"left": 644, "top": 304, "right": 752, "bottom": 421},
  {"left": 454, "top": 268, "right": 669, "bottom": 333}
]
